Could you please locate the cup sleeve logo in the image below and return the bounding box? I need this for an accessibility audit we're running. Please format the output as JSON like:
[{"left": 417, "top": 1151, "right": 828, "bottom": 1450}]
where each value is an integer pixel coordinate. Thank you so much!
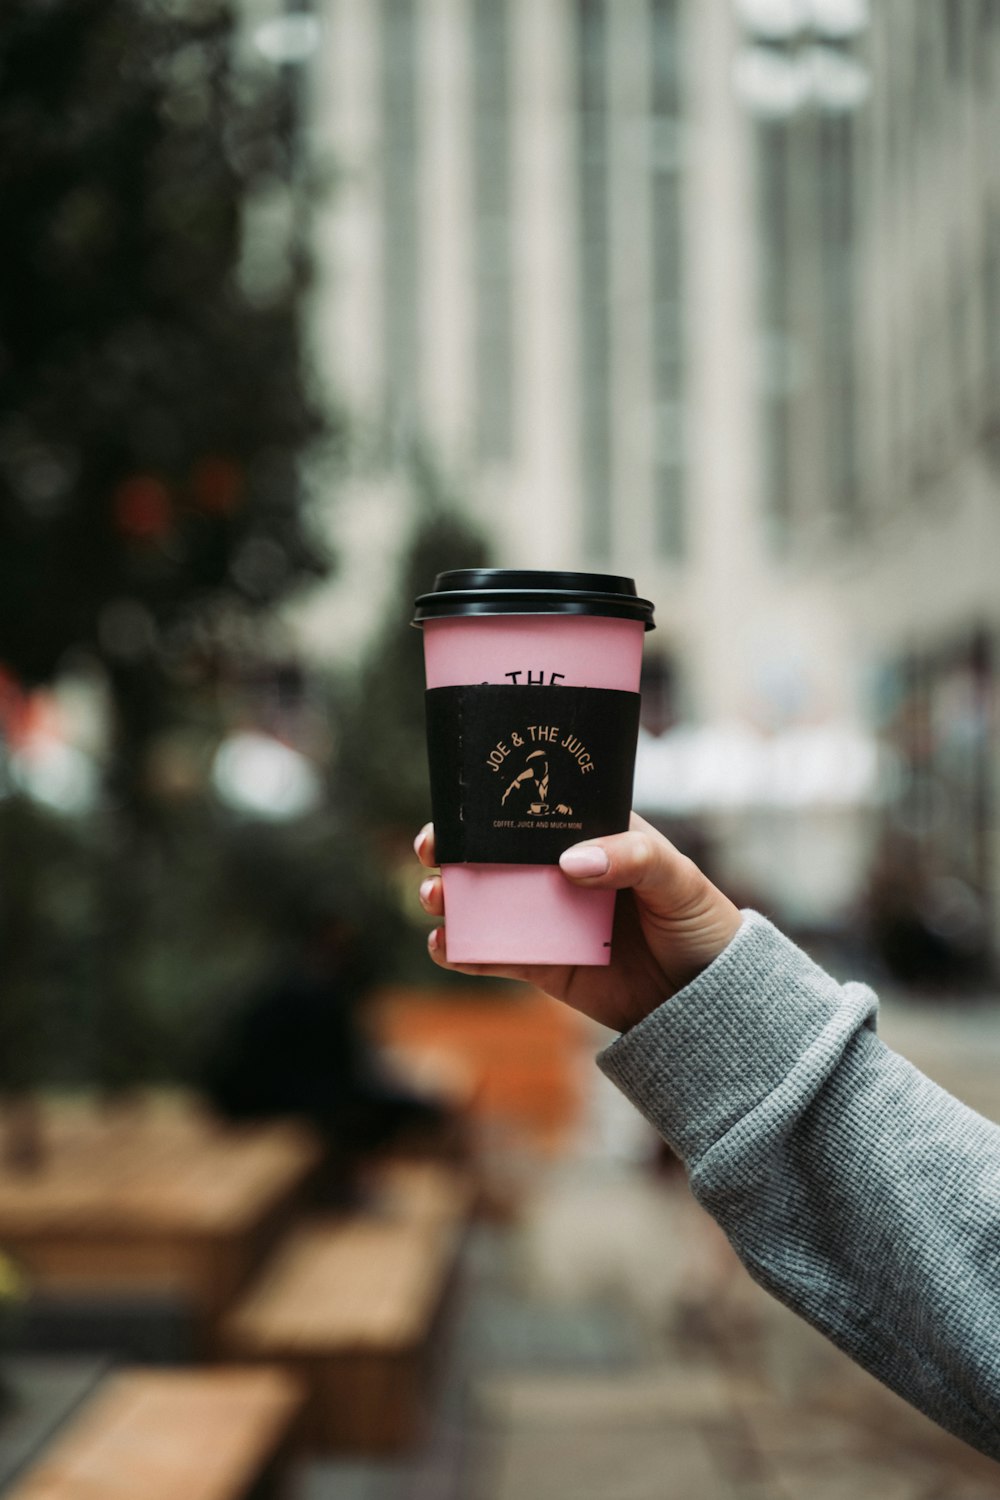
[
  {"left": 501, "top": 749, "right": 573, "bottom": 816},
  {"left": 425, "top": 684, "right": 641, "bottom": 866}
]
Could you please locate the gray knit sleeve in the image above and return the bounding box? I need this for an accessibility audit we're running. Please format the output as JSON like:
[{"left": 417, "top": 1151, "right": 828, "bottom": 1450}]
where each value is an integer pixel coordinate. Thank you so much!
[{"left": 597, "top": 910, "right": 1000, "bottom": 1459}]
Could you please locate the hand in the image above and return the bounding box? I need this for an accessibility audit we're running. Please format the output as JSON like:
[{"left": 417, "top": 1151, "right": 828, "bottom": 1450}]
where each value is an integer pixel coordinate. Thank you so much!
[{"left": 414, "top": 813, "right": 743, "bottom": 1033}]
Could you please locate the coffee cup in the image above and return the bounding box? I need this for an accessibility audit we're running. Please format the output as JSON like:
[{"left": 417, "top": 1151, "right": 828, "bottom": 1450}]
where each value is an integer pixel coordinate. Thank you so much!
[{"left": 413, "top": 569, "right": 654, "bottom": 965}]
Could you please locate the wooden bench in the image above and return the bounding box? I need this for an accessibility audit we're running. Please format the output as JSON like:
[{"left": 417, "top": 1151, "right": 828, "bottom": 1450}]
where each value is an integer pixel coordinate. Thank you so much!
[
  {"left": 221, "top": 1163, "right": 472, "bottom": 1453},
  {"left": 5, "top": 1367, "right": 303, "bottom": 1500},
  {"left": 0, "top": 1100, "right": 324, "bottom": 1352}
]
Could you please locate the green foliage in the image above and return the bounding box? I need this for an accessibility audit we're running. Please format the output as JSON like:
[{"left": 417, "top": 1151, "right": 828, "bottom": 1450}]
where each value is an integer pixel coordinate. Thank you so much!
[
  {"left": 0, "top": 0, "right": 333, "bottom": 1098},
  {"left": 335, "top": 493, "right": 491, "bottom": 838},
  {"left": 0, "top": 0, "right": 328, "bottom": 687}
]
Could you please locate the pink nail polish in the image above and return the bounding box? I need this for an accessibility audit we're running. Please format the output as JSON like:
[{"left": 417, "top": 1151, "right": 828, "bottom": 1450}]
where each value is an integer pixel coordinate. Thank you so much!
[{"left": 559, "top": 845, "right": 610, "bottom": 878}]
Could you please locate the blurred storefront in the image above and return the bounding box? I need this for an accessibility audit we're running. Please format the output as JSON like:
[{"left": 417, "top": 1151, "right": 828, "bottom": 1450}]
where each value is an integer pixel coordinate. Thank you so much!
[{"left": 867, "top": 632, "right": 995, "bottom": 985}]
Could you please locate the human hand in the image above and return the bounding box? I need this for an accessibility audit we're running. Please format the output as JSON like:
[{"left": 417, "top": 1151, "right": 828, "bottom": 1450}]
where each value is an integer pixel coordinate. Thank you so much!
[{"left": 414, "top": 813, "right": 743, "bottom": 1033}]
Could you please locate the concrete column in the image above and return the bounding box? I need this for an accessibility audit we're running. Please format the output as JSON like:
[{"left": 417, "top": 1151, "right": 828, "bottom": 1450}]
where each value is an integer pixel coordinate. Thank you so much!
[
  {"left": 417, "top": 0, "right": 475, "bottom": 460},
  {"left": 607, "top": 0, "right": 655, "bottom": 567},
  {"left": 505, "top": 0, "right": 582, "bottom": 565},
  {"left": 310, "top": 0, "right": 384, "bottom": 418},
  {"left": 682, "top": 0, "right": 762, "bottom": 723}
]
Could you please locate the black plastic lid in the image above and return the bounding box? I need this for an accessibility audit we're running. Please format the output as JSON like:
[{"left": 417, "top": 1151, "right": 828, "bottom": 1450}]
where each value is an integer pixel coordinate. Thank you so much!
[{"left": 413, "top": 569, "right": 655, "bottom": 630}]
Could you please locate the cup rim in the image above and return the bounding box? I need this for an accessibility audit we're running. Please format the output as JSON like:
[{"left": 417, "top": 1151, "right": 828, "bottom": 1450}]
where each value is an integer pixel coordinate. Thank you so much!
[{"left": 413, "top": 569, "right": 655, "bottom": 630}]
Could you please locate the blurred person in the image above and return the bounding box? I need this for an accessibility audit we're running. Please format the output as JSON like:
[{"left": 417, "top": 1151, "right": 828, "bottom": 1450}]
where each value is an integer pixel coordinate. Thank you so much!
[
  {"left": 201, "top": 905, "right": 445, "bottom": 1192},
  {"left": 415, "top": 815, "right": 1000, "bottom": 1460},
  {"left": 866, "top": 830, "right": 990, "bottom": 991}
]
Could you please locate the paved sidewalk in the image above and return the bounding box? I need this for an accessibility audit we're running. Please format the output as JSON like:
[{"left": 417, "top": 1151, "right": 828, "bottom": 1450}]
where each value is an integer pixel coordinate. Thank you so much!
[{"left": 298, "top": 994, "right": 1000, "bottom": 1499}]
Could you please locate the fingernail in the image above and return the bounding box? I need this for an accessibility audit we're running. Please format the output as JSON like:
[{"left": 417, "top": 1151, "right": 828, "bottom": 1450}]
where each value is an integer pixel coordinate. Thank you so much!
[
  {"left": 428, "top": 927, "right": 441, "bottom": 952},
  {"left": 419, "top": 879, "right": 435, "bottom": 906},
  {"left": 559, "top": 845, "right": 610, "bottom": 878},
  {"left": 414, "top": 824, "right": 430, "bottom": 858}
]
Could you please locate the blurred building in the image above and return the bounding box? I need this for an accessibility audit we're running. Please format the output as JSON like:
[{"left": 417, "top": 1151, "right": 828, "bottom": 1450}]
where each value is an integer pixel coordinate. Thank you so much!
[
  {"left": 741, "top": 0, "right": 1000, "bottom": 643},
  {"left": 282, "top": 0, "right": 1000, "bottom": 945},
  {"left": 733, "top": 0, "right": 1000, "bottom": 948},
  {"left": 295, "top": 0, "right": 860, "bottom": 715}
]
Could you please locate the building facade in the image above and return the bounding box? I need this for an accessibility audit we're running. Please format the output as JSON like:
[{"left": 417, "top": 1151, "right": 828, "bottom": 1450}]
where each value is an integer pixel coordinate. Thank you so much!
[
  {"left": 736, "top": 0, "right": 1000, "bottom": 950},
  {"left": 297, "top": 0, "right": 860, "bottom": 729},
  {"left": 285, "top": 0, "right": 1000, "bottom": 942}
]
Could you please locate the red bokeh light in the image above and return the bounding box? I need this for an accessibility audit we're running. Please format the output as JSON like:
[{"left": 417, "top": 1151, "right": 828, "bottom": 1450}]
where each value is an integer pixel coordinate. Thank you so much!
[
  {"left": 113, "top": 475, "right": 173, "bottom": 541},
  {"left": 190, "top": 455, "right": 244, "bottom": 516}
]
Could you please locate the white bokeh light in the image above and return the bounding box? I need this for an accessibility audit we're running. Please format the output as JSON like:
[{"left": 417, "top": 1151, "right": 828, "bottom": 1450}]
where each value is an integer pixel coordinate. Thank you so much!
[
  {"left": 807, "top": 0, "right": 870, "bottom": 40},
  {"left": 212, "top": 731, "right": 324, "bottom": 821},
  {"left": 732, "top": 0, "right": 808, "bottom": 42},
  {"left": 633, "top": 722, "right": 881, "bottom": 815},
  {"left": 13, "top": 738, "right": 100, "bottom": 816},
  {"left": 733, "top": 46, "right": 814, "bottom": 119},
  {"left": 252, "top": 15, "right": 321, "bottom": 65}
]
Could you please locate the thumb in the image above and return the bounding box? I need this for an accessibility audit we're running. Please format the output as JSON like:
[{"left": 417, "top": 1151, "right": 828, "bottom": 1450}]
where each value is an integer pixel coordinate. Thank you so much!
[
  {"left": 557, "top": 815, "right": 710, "bottom": 918},
  {"left": 558, "top": 814, "right": 743, "bottom": 988}
]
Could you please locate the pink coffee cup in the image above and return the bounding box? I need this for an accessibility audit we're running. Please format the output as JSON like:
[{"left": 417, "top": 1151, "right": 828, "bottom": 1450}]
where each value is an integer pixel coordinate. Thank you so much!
[{"left": 414, "top": 570, "right": 654, "bottom": 965}]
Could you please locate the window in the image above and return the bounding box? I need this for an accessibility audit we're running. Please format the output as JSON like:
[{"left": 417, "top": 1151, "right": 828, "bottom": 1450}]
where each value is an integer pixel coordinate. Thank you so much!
[
  {"left": 650, "top": 0, "right": 685, "bottom": 557},
  {"left": 817, "top": 111, "right": 859, "bottom": 518},
  {"left": 757, "top": 119, "right": 794, "bottom": 543}
]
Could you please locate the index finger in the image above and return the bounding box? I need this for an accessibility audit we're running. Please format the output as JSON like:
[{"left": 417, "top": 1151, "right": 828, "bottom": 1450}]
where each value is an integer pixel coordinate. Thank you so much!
[{"left": 413, "top": 823, "right": 437, "bottom": 868}]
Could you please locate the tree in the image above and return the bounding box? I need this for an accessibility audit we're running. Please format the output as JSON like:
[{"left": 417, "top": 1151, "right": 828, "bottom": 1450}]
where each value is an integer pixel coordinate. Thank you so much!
[
  {"left": 0, "top": 0, "right": 325, "bottom": 680},
  {"left": 332, "top": 477, "right": 492, "bottom": 983},
  {"left": 335, "top": 456, "right": 491, "bottom": 836},
  {"left": 0, "top": 0, "right": 331, "bottom": 1116}
]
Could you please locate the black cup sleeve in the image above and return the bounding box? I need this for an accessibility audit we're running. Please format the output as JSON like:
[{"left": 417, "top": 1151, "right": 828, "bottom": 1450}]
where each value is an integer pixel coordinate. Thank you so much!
[{"left": 425, "top": 684, "right": 641, "bottom": 865}]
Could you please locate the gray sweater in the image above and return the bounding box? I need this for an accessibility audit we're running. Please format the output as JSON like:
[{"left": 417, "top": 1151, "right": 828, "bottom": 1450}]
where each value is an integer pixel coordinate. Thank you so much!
[{"left": 597, "top": 910, "right": 1000, "bottom": 1460}]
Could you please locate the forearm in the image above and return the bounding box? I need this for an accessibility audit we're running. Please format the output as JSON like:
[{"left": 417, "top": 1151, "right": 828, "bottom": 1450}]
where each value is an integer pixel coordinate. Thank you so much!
[{"left": 598, "top": 912, "right": 1000, "bottom": 1459}]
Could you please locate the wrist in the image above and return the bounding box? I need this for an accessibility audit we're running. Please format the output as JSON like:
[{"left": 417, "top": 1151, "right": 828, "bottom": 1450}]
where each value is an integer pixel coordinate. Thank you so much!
[
  {"left": 617, "top": 895, "right": 744, "bottom": 1033},
  {"left": 669, "top": 895, "right": 744, "bottom": 992}
]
